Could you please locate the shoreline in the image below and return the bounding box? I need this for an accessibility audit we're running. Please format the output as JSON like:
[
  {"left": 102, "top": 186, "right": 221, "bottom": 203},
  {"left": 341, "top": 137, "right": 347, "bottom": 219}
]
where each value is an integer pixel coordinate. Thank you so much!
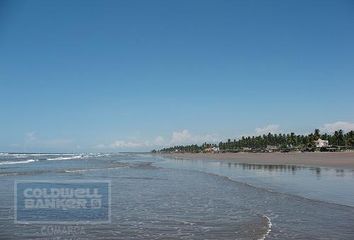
[{"left": 159, "top": 152, "right": 354, "bottom": 170}]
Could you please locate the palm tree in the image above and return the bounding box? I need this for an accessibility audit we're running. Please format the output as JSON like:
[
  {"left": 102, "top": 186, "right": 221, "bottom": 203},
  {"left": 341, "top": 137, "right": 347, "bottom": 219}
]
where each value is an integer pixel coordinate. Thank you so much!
[
  {"left": 338, "top": 129, "right": 345, "bottom": 146},
  {"left": 314, "top": 129, "right": 320, "bottom": 140},
  {"left": 334, "top": 131, "right": 339, "bottom": 146}
]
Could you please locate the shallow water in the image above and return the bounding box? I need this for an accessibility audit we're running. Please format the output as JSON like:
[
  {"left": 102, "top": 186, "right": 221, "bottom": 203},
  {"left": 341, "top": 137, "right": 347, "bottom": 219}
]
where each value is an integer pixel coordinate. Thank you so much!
[
  {"left": 157, "top": 156, "right": 354, "bottom": 207},
  {"left": 0, "top": 153, "right": 354, "bottom": 239}
]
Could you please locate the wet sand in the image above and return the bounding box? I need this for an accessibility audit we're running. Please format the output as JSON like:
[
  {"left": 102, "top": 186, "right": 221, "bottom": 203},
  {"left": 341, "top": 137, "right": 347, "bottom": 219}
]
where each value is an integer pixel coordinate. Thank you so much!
[{"left": 161, "top": 152, "right": 354, "bottom": 169}]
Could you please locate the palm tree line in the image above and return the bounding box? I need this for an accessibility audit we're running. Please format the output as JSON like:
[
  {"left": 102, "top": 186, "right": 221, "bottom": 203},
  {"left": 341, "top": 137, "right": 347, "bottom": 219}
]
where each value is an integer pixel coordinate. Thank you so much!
[{"left": 154, "top": 129, "right": 354, "bottom": 153}]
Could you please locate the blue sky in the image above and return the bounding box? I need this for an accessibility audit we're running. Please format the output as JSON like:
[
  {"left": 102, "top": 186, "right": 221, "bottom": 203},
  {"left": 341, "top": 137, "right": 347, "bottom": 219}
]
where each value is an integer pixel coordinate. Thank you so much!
[{"left": 1, "top": 0, "right": 354, "bottom": 152}]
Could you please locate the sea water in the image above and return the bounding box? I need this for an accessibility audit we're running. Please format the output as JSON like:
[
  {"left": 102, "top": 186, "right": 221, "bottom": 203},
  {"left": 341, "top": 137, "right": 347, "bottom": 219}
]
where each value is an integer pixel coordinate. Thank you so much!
[{"left": 0, "top": 153, "right": 353, "bottom": 239}]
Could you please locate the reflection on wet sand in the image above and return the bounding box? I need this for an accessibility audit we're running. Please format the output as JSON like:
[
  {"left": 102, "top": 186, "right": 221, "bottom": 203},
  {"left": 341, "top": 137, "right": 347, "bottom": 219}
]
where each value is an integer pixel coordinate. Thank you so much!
[
  {"left": 160, "top": 157, "right": 354, "bottom": 207},
  {"left": 220, "top": 161, "right": 354, "bottom": 178}
]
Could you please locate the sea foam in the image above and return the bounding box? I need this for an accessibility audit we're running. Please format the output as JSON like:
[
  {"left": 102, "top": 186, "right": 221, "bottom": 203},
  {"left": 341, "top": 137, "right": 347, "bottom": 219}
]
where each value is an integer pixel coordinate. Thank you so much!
[
  {"left": 0, "top": 159, "right": 38, "bottom": 165},
  {"left": 46, "top": 155, "right": 84, "bottom": 161}
]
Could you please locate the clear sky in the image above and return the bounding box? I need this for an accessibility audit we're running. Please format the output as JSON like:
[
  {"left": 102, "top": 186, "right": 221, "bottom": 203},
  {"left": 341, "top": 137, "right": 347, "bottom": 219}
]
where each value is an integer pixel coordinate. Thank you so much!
[{"left": 1, "top": 0, "right": 354, "bottom": 152}]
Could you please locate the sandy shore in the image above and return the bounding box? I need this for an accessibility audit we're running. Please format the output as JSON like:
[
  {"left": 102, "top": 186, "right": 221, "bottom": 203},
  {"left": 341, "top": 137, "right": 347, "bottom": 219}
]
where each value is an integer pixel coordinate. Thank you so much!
[{"left": 160, "top": 152, "right": 354, "bottom": 169}]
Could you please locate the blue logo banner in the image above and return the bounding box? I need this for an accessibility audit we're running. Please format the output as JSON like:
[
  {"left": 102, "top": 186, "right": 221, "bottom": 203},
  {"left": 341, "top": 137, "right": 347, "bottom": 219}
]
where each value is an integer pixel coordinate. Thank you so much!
[{"left": 15, "top": 180, "right": 111, "bottom": 224}]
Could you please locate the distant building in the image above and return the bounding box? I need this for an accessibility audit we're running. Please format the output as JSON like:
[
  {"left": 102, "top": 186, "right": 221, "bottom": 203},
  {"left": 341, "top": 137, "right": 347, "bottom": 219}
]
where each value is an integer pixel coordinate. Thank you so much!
[
  {"left": 314, "top": 138, "right": 329, "bottom": 148},
  {"left": 266, "top": 145, "right": 279, "bottom": 152},
  {"left": 212, "top": 147, "right": 220, "bottom": 153},
  {"left": 204, "top": 147, "right": 219, "bottom": 153}
]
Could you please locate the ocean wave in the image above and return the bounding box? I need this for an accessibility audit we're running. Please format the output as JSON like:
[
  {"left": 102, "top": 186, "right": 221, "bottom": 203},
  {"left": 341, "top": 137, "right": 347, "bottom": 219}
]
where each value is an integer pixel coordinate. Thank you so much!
[
  {"left": 129, "top": 162, "right": 159, "bottom": 169},
  {"left": 258, "top": 215, "right": 272, "bottom": 240},
  {"left": 46, "top": 155, "right": 84, "bottom": 161},
  {"left": 64, "top": 169, "right": 90, "bottom": 173},
  {"left": 0, "top": 159, "right": 38, "bottom": 165},
  {"left": 64, "top": 166, "right": 128, "bottom": 173}
]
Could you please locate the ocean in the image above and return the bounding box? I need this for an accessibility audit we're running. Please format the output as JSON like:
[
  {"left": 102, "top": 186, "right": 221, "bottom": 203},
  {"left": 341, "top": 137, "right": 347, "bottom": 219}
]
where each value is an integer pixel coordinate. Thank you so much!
[{"left": 0, "top": 153, "right": 353, "bottom": 239}]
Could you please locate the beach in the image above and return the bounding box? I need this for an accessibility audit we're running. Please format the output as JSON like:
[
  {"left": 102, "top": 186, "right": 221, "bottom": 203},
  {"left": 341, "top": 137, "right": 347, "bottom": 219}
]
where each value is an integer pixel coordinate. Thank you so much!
[
  {"left": 161, "top": 152, "right": 354, "bottom": 169},
  {"left": 1, "top": 153, "right": 354, "bottom": 239}
]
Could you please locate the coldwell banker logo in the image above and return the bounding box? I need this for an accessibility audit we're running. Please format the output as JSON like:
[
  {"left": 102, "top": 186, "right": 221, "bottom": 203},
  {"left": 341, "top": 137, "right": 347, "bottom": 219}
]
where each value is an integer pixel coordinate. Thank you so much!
[{"left": 15, "top": 180, "right": 111, "bottom": 224}]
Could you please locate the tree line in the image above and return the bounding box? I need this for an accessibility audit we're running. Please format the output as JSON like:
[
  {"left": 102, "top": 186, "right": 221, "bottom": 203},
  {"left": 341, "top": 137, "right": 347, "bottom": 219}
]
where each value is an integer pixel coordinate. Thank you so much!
[{"left": 154, "top": 129, "right": 354, "bottom": 153}]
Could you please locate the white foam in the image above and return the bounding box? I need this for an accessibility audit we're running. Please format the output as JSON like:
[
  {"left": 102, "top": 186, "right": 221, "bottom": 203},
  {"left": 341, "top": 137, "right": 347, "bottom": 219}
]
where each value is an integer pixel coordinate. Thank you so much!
[
  {"left": 2, "top": 153, "right": 76, "bottom": 158},
  {"left": 64, "top": 166, "right": 126, "bottom": 173},
  {"left": 0, "top": 159, "right": 38, "bottom": 165},
  {"left": 64, "top": 169, "right": 88, "bottom": 173},
  {"left": 46, "top": 155, "right": 84, "bottom": 161},
  {"left": 258, "top": 215, "right": 272, "bottom": 240}
]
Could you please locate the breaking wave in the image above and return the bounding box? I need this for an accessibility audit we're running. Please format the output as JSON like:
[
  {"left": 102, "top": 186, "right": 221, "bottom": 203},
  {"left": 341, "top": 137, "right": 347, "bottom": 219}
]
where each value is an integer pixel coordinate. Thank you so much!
[
  {"left": 258, "top": 215, "right": 272, "bottom": 240},
  {"left": 0, "top": 159, "right": 38, "bottom": 165},
  {"left": 46, "top": 155, "right": 85, "bottom": 161}
]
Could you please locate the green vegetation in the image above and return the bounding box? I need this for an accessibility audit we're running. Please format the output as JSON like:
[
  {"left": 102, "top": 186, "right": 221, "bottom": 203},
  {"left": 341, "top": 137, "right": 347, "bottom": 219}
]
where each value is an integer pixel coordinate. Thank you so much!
[
  {"left": 154, "top": 129, "right": 354, "bottom": 153},
  {"left": 156, "top": 143, "right": 217, "bottom": 153}
]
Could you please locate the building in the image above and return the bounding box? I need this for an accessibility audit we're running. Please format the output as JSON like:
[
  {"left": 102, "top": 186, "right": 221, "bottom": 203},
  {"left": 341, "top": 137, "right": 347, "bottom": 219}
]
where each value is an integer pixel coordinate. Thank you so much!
[
  {"left": 204, "top": 147, "right": 220, "bottom": 153},
  {"left": 314, "top": 138, "right": 329, "bottom": 148},
  {"left": 212, "top": 147, "right": 220, "bottom": 153},
  {"left": 242, "top": 147, "right": 252, "bottom": 152},
  {"left": 266, "top": 145, "right": 279, "bottom": 152}
]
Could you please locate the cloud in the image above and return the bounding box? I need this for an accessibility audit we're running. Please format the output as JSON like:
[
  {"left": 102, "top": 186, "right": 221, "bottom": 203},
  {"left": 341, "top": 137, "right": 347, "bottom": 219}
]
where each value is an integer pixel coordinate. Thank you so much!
[
  {"left": 94, "top": 144, "right": 107, "bottom": 149},
  {"left": 96, "top": 130, "right": 219, "bottom": 150},
  {"left": 21, "top": 132, "right": 73, "bottom": 151},
  {"left": 25, "top": 132, "right": 37, "bottom": 142},
  {"left": 170, "top": 130, "right": 192, "bottom": 145},
  {"left": 321, "top": 121, "right": 354, "bottom": 133},
  {"left": 170, "top": 129, "right": 218, "bottom": 145},
  {"left": 154, "top": 136, "right": 165, "bottom": 145},
  {"left": 25, "top": 132, "right": 72, "bottom": 147},
  {"left": 255, "top": 124, "right": 280, "bottom": 135},
  {"left": 110, "top": 140, "right": 148, "bottom": 148},
  {"left": 95, "top": 140, "right": 150, "bottom": 149}
]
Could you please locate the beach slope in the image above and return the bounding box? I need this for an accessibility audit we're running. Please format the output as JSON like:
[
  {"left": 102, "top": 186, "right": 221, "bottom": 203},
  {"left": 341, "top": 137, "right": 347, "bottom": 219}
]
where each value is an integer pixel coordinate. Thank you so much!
[{"left": 161, "top": 152, "right": 354, "bottom": 169}]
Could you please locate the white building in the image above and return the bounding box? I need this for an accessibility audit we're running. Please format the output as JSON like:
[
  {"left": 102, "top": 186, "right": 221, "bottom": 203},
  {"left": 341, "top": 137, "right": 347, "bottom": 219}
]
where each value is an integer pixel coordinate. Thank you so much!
[
  {"left": 212, "top": 147, "right": 220, "bottom": 152},
  {"left": 314, "top": 138, "right": 329, "bottom": 148},
  {"left": 266, "top": 145, "right": 279, "bottom": 152},
  {"left": 204, "top": 147, "right": 220, "bottom": 153}
]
